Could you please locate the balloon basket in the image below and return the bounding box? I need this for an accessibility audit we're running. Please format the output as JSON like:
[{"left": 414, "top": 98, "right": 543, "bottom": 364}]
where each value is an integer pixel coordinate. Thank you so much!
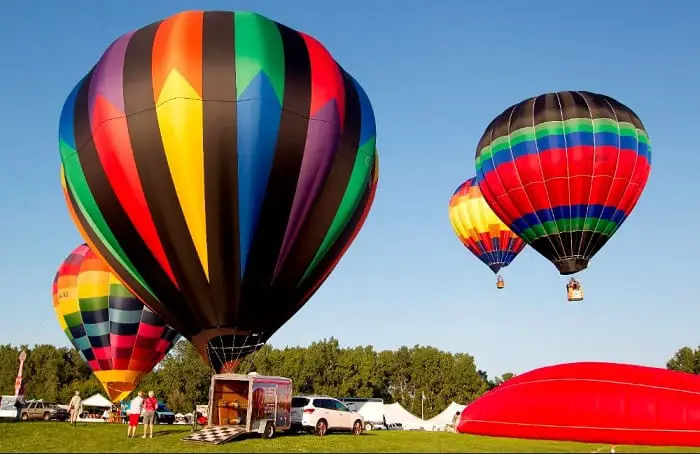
[{"left": 567, "top": 288, "right": 584, "bottom": 302}]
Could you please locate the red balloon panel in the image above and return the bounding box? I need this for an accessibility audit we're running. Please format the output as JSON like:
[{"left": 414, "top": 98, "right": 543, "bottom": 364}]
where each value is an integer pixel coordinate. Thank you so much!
[{"left": 458, "top": 362, "right": 700, "bottom": 447}]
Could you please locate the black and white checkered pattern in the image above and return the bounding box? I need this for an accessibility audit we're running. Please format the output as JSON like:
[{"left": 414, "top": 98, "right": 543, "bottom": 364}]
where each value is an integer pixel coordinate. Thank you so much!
[{"left": 182, "top": 426, "right": 247, "bottom": 445}]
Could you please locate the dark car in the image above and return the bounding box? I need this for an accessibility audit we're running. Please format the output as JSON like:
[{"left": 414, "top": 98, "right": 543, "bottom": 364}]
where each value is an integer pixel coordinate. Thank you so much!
[
  {"left": 136, "top": 401, "right": 175, "bottom": 424},
  {"left": 21, "top": 401, "right": 69, "bottom": 421},
  {"left": 154, "top": 402, "right": 175, "bottom": 424}
]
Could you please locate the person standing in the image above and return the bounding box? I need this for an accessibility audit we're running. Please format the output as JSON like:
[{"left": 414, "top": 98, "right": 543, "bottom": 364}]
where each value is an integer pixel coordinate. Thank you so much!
[
  {"left": 127, "top": 392, "right": 144, "bottom": 438},
  {"left": 67, "top": 391, "right": 82, "bottom": 427},
  {"left": 142, "top": 391, "right": 158, "bottom": 438},
  {"left": 451, "top": 411, "right": 461, "bottom": 433}
]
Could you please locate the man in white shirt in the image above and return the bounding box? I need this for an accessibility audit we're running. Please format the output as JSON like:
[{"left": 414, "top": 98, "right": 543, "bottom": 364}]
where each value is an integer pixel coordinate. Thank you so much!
[
  {"left": 127, "top": 392, "right": 144, "bottom": 438},
  {"left": 67, "top": 391, "right": 82, "bottom": 427}
]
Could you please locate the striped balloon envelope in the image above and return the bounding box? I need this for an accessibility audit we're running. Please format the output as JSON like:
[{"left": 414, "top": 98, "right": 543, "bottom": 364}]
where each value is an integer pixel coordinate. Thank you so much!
[
  {"left": 448, "top": 177, "right": 525, "bottom": 286},
  {"left": 52, "top": 243, "right": 181, "bottom": 402},
  {"left": 475, "top": 91, "right": 651, "bottom": 276},
  {"left": 57, "top": 10, "right": 378, "bottom": 373}
]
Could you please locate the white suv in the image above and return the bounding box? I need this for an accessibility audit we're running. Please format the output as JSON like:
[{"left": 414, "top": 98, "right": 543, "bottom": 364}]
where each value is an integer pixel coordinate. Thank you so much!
[{"left": 291, "top": 395, "right": 364, "bottom": 436}]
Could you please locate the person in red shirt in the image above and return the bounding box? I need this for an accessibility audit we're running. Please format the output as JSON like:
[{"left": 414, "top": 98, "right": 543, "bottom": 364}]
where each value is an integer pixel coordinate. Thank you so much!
[{"left": 142, "top": 391, "right": 158, "bottom": 438}]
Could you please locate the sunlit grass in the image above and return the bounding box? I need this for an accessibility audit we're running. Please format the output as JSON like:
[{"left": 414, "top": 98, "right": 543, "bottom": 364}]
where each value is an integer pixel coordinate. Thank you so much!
[{"left": 0, "top": 421, "right": 697, "bottom": 453}]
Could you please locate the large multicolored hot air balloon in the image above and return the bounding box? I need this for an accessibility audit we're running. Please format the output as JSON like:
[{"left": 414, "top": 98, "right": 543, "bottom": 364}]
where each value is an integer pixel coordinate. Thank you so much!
[
  {"left": 52, "top": 244, "right": 181, "bottom": 402},
  {"left": 448, "top": 177, "right": 525, "bottom": 288},
  {"left": 475, "top": 91, "right": 651, "bottom": 286},
  {"left": 58, "top": 10, "right": 378, "bottom": 373}
]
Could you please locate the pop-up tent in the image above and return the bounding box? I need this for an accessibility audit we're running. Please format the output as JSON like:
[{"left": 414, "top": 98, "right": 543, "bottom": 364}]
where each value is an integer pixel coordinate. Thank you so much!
[
  {"left": 424, "top": 401, "right": 466, "bottom": 430},
  {"left": 77, "top": 393, "right": 113, "bottom": 423},
  {"left": 81, "top": 393, "right": 112, "bottom": 408},
  {"left": 382, "top": 402, "right": 426, "bottom": 430}
]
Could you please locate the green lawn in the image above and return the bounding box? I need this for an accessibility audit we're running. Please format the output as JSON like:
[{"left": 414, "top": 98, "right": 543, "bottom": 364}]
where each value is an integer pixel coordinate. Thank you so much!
[{"left": 0, "top": 422, "right": 697, "bottom": 453}]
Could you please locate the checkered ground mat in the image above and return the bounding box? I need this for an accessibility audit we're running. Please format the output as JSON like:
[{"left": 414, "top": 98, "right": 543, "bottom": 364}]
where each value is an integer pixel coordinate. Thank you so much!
[{"left": 182, "top": 425, "right": 247, "bottom": 444}]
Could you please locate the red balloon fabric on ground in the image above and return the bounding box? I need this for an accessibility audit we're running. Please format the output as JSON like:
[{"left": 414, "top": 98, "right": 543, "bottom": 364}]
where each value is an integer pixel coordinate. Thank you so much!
[{"left": 457, "top": 361, "right": 700, "bottom": 447}]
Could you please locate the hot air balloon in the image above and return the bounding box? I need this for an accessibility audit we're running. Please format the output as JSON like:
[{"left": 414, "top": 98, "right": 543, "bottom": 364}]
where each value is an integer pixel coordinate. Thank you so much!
[
  {"left": 58, "top": 10, "right": 378, "bottom": 373},
  {"left": 448, "top": 177, "right": 525, "bottom": 289},
  {"left": 474, "top": 91, "right": 651, "bottom": 301},
  {"left": 52, "top": 243, "right": 181, "bottom": 402}
]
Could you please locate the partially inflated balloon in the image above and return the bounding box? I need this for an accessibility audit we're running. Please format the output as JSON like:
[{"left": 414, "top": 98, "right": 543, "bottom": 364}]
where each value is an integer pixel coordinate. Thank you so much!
[
  {"left": 52, "top": 244, "right": 181, "bottom": 401},
  {"left": 58, "top": 11, "right": 378, "bottom": 372},
  {"left": 449, "top": 177, "right": 525, "bottom": 275},
  {"left": 475, "top": 91, "right": 651, "bottom": 275}
]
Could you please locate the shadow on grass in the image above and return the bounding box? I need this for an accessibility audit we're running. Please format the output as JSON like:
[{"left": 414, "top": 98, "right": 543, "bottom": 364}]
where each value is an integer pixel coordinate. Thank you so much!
[
  {"left": 277, "top": 431, "right": 378, "bottom": 438},
  {"left": 151, "top": 429, "right": 184, "bottom": 437}
]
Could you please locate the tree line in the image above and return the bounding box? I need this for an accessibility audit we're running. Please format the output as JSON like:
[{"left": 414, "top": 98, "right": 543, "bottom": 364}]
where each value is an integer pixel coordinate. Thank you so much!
[
  {"left": 0, "top": 339, "right": 518, "bottom": 419},
  {"left": 5, "top": 341, "right": 696, "bottom": 418}
]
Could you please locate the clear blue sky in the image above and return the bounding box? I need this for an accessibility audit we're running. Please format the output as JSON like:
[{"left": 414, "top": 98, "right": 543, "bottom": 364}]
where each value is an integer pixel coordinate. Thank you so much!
[{"left": 1, "top": 0, "right": 698, "bottom": 378}]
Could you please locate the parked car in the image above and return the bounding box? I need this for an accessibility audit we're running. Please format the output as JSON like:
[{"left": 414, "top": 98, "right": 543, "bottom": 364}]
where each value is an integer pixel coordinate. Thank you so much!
[
  {"left": 291, "top": 395, "right": 364, "bottom": 436},
  {"left": 137, "top": 401, "right": 175, "bottom": 424},
  {"left": 20, "top": 401, "right": 69, "bottom": 421},
  {"left": 152, "top": 402, "right": 175, "bottom": 424},
  {"left": 121, "top": 400, "right": 175, "bottom": 424}
]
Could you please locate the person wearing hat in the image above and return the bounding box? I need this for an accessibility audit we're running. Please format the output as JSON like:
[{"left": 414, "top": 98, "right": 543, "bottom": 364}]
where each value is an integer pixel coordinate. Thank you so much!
[{"left": 67, "top": 391, "right": 82, "bottom": 427}]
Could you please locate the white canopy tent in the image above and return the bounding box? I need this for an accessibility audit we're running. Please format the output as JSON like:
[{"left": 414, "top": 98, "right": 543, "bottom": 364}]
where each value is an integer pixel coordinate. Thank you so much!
[
  {"left": 81, "top": 393, "right": 112, "bottom": 408},
  {"left": 76, "top": 393, "right": 112, "bottom": 423},
  {"left": 424, "top": 401, "right": 466, "bottom": 431},
  {"left": 382, "top": 402, "right": 427, "bottom": 430}
]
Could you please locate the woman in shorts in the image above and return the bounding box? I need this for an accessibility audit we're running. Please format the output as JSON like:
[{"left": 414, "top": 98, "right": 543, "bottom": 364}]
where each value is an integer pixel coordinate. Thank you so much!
[{"left": 127, "top": 392, "right": 144, "bottom": 438}]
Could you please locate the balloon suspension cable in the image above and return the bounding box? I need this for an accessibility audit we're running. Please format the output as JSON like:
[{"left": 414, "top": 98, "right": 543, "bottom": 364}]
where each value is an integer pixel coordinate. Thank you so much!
[
  {"left": 206, "top": 332, "right": 266, "bottom": 373},
  {"left": 208, "top": 338, "right": 226, "bottom": 374},
  {"left": 236, "top": 332, "right": 267, "bottom": 374},
  {"left": 232, "top": 333, "right": 248, "bottom": 365}
]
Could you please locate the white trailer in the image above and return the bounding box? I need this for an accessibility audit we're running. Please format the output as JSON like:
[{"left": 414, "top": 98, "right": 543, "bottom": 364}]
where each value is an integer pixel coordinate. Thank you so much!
[
  {"left": 183, "top": 372, "right": 293, "bottom": 445},
  {"left": 0, "top": 395, "right": 21, "bottom": 420},
  {"left": 339, "top": 397, "right": 385, "bottom": 431}
]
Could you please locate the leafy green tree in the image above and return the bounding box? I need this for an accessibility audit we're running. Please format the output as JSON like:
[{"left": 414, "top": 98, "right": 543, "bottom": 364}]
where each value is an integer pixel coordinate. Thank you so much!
[
  {"left": 0, "top": 345, "right": 22, "bottom": 394},
  {"left": 144, "top": 340, "right": 213, "bottom": 412},
  {"left": 667, "top": 346, "right": 700, "bottom": 374},
  {"left": 492, "top": 372, "right": 516, "bottom": 387}
]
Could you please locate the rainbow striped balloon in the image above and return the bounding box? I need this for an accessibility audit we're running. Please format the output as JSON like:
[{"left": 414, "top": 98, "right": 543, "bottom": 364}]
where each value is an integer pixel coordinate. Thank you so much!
[
  {"left": 57, "top": 10, "right": 378, "bottom": 373},
  {"left": 449, "top": 177, "right": 525, "bottom": 275},
  {"left": 52, "top": 244, "right": 181, "bottom": 402}
]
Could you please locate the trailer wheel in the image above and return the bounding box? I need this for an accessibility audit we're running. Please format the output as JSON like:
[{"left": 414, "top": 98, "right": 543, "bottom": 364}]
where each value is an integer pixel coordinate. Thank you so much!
[
  {"left": 263, "top": 421, "right": 275, "bottom": 439},
  {"left": 364, "top": 422, "right": 373, "bottom": 431}
]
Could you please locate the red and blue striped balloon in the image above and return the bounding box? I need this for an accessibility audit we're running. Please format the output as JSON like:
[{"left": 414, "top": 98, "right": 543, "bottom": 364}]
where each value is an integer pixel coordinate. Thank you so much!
[{"left": 475, "top": 91, "right": 651, "bottom": 275}]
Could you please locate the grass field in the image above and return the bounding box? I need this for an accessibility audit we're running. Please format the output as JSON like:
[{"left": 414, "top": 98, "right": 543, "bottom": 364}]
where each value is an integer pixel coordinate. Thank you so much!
[{"left": 0, "top": 422, "right": 698, "bottom": 453}]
